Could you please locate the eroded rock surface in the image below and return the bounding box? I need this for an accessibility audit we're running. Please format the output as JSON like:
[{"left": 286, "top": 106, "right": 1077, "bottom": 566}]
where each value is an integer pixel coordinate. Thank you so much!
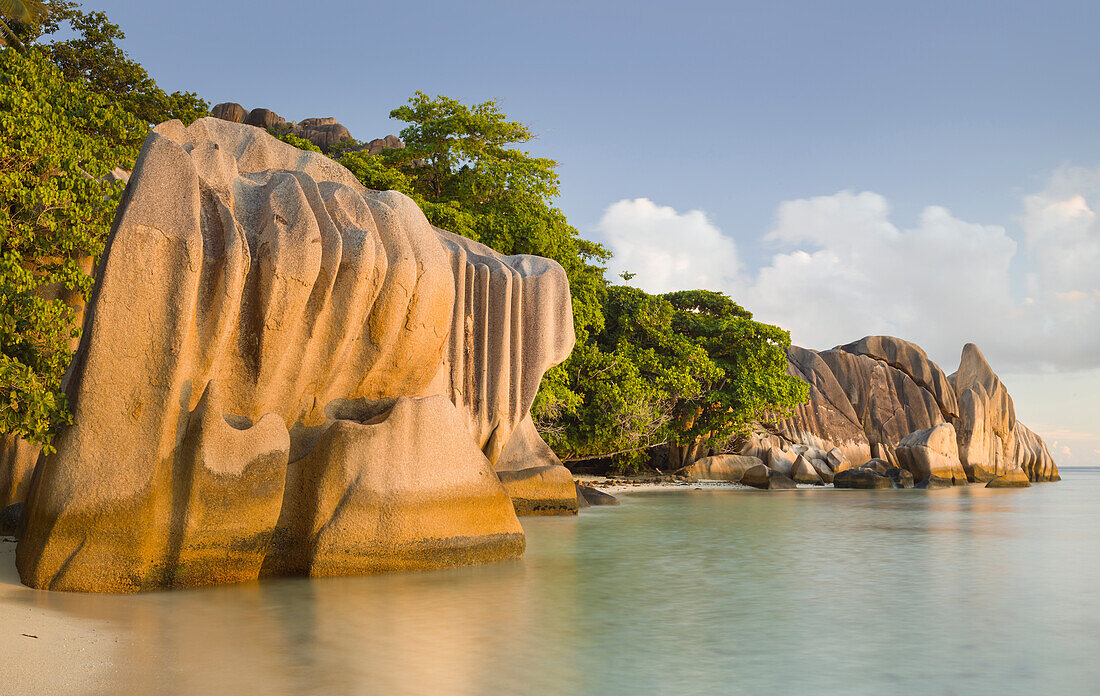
[
  {"left": 16, "top": 118, "right": 572, "bottom": 592},
  {"left": 771, "top": 336, "right": 1059, "bottom": 485}
]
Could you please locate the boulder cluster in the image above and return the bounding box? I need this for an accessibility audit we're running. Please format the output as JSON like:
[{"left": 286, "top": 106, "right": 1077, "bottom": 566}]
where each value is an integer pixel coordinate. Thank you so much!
[
  {"left": 210, "top": 101, "right": 405, "bottom": 154},
  {"left": 679, "top": 336, "right": 1059, "bottom": 489},
  {"left": 6, "top": 118, "right": 579, "bottom": 592}
]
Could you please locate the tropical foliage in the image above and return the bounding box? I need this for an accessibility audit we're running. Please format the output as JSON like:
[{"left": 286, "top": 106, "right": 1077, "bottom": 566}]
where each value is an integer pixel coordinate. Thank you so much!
[{"left": 0, "top": 47, "right": 146, "bottom": 448}]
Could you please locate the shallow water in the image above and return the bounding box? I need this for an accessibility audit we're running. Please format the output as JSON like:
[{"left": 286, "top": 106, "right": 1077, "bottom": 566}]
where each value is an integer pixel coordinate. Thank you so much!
[{"left": 3, "top": 469, "right": 1099, "bottom": 695}]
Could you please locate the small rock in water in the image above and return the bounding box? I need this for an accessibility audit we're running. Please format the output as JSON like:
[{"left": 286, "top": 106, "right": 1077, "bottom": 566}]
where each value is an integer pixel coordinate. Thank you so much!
[
  {"left": 986, "top": 468, "right": 1031, "bottom": 488},
  {"left": 916, "top": 475, "right": 953, "bottom": 489},
  {"left": 833, "top": 468, "right": 893, "bottom": 489},
  {"left": 886, "top": 468, "right": 915, "bottom": 489},
  {"left": 741, "top": 465, "right": 797, "bottom": 490},
  {"left": 578, "top": 484, "right": 620, "bottom": 505}
]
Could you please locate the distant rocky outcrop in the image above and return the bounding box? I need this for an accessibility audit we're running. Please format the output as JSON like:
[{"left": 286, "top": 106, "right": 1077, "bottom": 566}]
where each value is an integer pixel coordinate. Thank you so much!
[
  {"left": 15, "top": 118, "right": 575, "bottom": 592},
  {"left": 767, "top": 336, "right": 1059, "bottom": 484},
  {"left": 210, "top": 102, "right": 405, "bottom": 154}
]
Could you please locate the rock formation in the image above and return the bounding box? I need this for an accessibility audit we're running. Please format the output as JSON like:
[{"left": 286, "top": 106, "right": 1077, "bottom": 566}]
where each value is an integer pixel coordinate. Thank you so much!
[
  {"left": 210, "top": 102, "right": 405, "bottom": 154},
  {"left": 677, "top": 454, "right": 762, "bottom": 482},
  {"left": 15, "top": 117, "right": 575, "bottom": 592},
  {"left": 767, "top": 336, "right": 1059, "bottom": 485}
]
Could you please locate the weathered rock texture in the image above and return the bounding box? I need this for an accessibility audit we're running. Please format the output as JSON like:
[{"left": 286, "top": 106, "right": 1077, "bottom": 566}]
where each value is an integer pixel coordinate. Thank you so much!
[
  {"left": 770, "top": 336, "right": 1059, "bottom": 485},
  {"left": 210, "top": 102, "right": 405, "bottom": 154},
  {"left": 16, "top": 118, "right": 574, "bottom": 592}
]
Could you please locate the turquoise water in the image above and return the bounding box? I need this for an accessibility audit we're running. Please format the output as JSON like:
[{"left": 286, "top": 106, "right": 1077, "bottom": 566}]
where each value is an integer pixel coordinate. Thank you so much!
[{"left": 3, "top": 468, "right": 1099, "bottom": 695}]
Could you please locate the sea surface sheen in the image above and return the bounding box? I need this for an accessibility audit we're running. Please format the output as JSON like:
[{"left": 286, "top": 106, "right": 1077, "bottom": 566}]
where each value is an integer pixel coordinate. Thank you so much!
[{"left": 3, "top": 468, "right": 1099, "bottom": 695}]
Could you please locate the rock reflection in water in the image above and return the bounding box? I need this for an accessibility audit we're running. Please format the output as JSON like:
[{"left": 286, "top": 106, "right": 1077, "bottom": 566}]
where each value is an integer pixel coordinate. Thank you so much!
[{"left": 2, "top": 471, "right": 1099, "bottom": 695}]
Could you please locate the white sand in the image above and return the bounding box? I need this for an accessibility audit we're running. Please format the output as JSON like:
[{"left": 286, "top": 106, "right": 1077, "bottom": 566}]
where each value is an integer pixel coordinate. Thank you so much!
[{"left": 0, "top": 539, "right": 126, "bottom": 695}]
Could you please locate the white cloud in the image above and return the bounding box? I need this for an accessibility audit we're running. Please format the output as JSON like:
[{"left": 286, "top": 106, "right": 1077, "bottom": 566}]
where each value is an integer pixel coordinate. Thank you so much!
[
  {"left": 596, "top": 198, "right": 741, "bottom": 294},
  {"left": 593, "top": 167, "right": 1100, "bottom": 375}
]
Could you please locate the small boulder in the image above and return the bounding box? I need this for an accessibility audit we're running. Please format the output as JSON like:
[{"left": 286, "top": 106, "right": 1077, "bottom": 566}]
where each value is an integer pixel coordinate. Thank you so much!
[
  {"left": 244, "top": 107, "right": 285, "bottom": 129},
  {"left": 916, "top": 475, "right": 953, "bottom": 489},
  {"left": 833, "top": 468, "right": 893, "bottom": 489},
  {"left": 896, "top": 423, "right": 968, "bottom": 483},
  {"left": 861, "top": 458, "right": 891, "bottom": 475},
  {"left": 677, "top": 454, "right": 762, "bottom": 482},
  {"left": 575, "top": 482, "right": 591, "bottom": 509},
  {"left": 886, "top": 468, "right": 915, "bottom": 489},
  {"left": 826, "top": 447, "right": 849, "bottom": 471},
  {"left": 790, "top": 455, "right": 823, "bottom": 485},
  {"left": 211, "top": 102, "right": 247, "bottom": 123},
  {"left": 740, "top": 465, "right": 798, "bottom": 490},
  {"left": 578, "top": 484, "right": 620, "bottom": 505},
  {"left": 986, "top": 468, "right": 1031, "bottom": 488},
  {"left": 0, "top": 502, "right": 23, "bottom": 538},
  {"left": 810, "top": 458, "right": 834, "bottom": 484},
  {"left": 767, "top": 448, "right": 798, "bottom": 476}
]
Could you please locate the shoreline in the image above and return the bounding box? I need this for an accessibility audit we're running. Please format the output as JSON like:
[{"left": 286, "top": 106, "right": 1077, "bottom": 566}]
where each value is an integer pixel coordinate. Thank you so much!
[{"left": 0, "top": 539, "right": 125, "bottom": 694}]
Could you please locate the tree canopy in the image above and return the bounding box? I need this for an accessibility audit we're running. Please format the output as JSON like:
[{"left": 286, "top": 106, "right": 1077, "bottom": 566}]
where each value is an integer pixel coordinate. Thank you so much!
[{"left": 0, "top": 47, "right": 146, "bottom": 448}]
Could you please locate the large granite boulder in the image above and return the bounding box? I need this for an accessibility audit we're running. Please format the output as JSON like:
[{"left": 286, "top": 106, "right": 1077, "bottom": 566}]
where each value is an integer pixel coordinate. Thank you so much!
[
  {"left": 15, "top": 118, "right": 574, "bottom": 592},
  {"left": 677, "top": 454, "right": 762, "bottom": 482},
  {"left": 244, "top": 107, "right": 285, "bottom": 129},
  {"left": 293, "top": 117, "right": 353, "bottom": 151},
  {"left": 833, "top": 468, "right": 894, "bottom": 489},
  {"left": 895, "top": 423, "right": 968, "bottom": 484},
  {"left": 790, "top": 455, "right": 823, "bottom": 485},
  {"left": 211, "top": 102, "right": 247, "bottom": 123}
]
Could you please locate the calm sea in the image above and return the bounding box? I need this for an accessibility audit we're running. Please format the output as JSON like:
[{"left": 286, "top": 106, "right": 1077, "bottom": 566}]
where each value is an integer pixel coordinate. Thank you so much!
[{"left": 3, "top": 468, "right": 1099, "bottom": 695}]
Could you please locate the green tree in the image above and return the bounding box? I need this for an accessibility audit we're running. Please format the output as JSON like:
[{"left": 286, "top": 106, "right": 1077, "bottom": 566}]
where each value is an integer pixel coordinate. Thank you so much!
[
  {"left": 29, "top": 2, "right": 208, "bottom": 124},
  {"left": 0, "top": 47, "right": 146, "bottom": 449}
]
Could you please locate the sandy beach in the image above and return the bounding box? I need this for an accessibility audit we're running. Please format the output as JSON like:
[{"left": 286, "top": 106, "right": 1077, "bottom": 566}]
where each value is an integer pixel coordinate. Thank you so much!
[{"left": 0, "top": 539, "right": 127, "bottom": 695}]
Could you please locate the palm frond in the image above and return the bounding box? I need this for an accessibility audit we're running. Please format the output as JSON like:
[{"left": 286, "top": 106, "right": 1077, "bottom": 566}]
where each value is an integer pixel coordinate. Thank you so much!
[
  {"left": 0, "top": 0, "right": 49, "bottom": 24},
  {"left": 0, "top": 15, "right": 27, "bottom": 51}
]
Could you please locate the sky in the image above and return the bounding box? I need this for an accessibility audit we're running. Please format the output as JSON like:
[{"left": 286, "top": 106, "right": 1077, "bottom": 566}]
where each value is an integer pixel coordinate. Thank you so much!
[{"left": 79, "top": 0, "right": 1099, "bottom": 465}]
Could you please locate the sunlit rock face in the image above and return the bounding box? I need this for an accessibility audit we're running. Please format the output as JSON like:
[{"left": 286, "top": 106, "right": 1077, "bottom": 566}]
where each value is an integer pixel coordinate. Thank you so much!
[
  {"left": 774, "top": 336, "right": 1059, "bottom": 484},
  {"left": 16, "top": 118, "right": 574, "bottom": 592}
]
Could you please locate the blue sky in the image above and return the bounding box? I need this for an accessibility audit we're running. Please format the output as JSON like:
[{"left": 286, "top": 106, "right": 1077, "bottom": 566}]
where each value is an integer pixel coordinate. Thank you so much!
[{"left": 74, "top": 0, "right": 1100, "bottom": 463}]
